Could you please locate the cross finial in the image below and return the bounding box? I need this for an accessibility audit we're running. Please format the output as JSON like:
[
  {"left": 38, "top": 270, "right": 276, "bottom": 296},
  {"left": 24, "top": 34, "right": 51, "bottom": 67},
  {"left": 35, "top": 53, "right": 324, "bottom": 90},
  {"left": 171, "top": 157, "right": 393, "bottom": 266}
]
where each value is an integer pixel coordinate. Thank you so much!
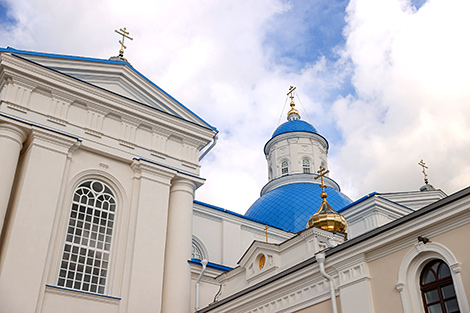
[
  {"left": 315, "top": 166, "right": 330, "bottom": 193},
  {"left": 418, "top": 159, "right": 429, "bottom": 184},
  {"left": 115, "top": 27, "right": 133, "bottom": 57},
  {"left": 287, "top": 86, "right": 296, "bottom": 104},
  {"left": 264, "top": 225, "right": 269, "bottom": 243}
]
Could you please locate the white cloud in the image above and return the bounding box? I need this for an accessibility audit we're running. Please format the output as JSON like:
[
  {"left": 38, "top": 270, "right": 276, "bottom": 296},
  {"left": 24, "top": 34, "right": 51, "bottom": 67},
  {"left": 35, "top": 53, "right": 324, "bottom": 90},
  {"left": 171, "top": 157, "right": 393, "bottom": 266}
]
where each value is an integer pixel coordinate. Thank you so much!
[
  {"left": 331, "top": 0, "right": 470, "bottom": 199},
  {"left": 1, "top": 0, "right": 469, "bottom": 214}
]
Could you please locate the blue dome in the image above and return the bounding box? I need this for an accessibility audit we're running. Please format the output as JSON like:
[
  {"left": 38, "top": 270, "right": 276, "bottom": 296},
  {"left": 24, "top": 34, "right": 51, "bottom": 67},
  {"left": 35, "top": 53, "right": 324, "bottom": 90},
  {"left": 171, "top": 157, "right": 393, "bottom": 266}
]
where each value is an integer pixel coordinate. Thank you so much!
[
  {"left": 245, "top": 183, "right": 352, "bottom": 233},
  {"left": 272, "top": 120, "right": 318, "bottom": 138}
]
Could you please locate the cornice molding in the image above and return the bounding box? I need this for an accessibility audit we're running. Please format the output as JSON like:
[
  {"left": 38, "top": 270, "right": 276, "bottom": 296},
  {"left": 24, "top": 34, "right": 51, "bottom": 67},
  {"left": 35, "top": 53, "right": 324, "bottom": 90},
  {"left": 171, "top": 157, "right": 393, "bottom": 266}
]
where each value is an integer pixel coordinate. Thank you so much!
[{"left": 1, "top": 53, "right": 216, "bottom": 145}]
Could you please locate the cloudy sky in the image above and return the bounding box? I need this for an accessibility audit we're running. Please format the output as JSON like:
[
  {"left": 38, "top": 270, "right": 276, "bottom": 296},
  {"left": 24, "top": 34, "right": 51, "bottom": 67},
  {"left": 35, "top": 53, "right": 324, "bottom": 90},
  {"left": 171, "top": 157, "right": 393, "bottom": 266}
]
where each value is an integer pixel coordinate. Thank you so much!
[{"left": 1, "top": 0, "right": 469, "bottom": 214}]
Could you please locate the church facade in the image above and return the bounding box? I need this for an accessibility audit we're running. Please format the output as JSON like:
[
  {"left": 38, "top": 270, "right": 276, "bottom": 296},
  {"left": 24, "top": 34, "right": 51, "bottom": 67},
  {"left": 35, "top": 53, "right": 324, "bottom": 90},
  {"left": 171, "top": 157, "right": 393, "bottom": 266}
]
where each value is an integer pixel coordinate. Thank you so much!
[{"left": 0, "top": 47, "right": 468, "bottom": 313}]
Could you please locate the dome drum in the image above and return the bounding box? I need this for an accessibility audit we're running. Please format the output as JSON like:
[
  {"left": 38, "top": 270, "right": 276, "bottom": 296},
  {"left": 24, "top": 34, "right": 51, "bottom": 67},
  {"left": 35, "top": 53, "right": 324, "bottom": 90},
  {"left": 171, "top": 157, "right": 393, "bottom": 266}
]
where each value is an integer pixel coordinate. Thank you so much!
[
  {"left": 264, "top": 128, "right": 329, "bottom": 156},
  {"left": 260, "top": 173, "right": 341, "bottom": 196}
]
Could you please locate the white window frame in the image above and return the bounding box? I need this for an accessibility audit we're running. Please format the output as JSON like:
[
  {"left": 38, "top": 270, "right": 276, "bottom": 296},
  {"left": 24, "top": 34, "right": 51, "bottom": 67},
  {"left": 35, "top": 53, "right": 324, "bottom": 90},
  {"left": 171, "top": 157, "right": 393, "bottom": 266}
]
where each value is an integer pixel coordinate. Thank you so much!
[
  {"left": 281, "top": 160, "right": 289, "bottom": 175},
  {"left": 396, "top": 242, "right": 469, "bottom": 313},
  {"left": 302, "top": 158, "right": 311, "bottom": 174},
  {"left": 57, "top": 180, "right": 117, "bottom": 295}
]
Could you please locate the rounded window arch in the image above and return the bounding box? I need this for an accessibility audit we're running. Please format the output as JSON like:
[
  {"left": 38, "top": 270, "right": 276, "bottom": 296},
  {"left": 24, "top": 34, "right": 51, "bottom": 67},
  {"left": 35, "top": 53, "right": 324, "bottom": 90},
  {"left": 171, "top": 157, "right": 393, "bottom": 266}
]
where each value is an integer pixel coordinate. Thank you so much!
[
  {"left": 57, "top": 180, "right": 117, "bottom": 294},
  {"left": 302, "top": 158, "right": 311, "bottom": 174},
  {"left": 281, "top": 160, "right": 289, "bottom": 175},
  {"left": 420, "top": 259, "right": 460, "bottom": 313},
  {"left": 396, "top": 243, "right": 469, "bottom": 313},
  {"left": 191, "top": 236, "right": 208, "bottom": 260}
]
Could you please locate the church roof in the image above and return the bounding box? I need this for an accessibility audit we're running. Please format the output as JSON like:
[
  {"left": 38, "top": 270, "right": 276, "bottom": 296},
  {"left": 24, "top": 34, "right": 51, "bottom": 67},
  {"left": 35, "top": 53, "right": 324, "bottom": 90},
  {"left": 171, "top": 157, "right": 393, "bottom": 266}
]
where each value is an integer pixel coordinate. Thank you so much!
[
  {"left": 272, "top": 119, "right": 318, "bottom": 138},
  {"left": 244, "top": 182, "right": 352, "bottom": 233},
  {"left": 0, "top": 47, "right": 217, "bottom": 132}
]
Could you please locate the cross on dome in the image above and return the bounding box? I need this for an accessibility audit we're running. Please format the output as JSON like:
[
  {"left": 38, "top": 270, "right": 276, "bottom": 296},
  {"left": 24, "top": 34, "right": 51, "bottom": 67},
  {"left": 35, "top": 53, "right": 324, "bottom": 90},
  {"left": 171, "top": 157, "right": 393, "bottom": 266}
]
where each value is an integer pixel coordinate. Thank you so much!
[
  {"left": 287, "top": 86, "right": 300, "bottom": 120},
  {"left": 306, "top": 166, "right": 348, "bottom": 236}
]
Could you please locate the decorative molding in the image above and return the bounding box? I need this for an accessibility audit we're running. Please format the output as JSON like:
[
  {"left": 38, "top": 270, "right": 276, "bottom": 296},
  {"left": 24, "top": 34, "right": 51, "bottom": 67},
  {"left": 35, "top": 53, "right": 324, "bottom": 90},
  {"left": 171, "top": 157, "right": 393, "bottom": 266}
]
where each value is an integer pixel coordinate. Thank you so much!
[
  {"left": 396, "top": 242, "right": 470, "bottom": 313},
  {"left": 24, "top": 127, "right": 78, "bottom": 156},
  {"left": 6, "top": 101, "right": 28, "bottom": 113},
  {"left": 130, "top": 159, "right": 176, "bottom": 185},
  {"left": 118, "top": 139, "right": 135, "bottom": 149}
]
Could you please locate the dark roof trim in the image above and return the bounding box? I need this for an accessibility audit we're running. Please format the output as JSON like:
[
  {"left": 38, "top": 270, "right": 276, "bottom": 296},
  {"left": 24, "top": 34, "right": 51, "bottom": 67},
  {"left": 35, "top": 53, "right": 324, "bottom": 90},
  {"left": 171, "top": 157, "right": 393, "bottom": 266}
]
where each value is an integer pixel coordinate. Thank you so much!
[
  {"left": 189, "top": 259, "right": 233, "bottom": 272},
  {"left": 45, "top": 284, "right": 121, "bottom": 300},
  {"left": 338, "top": 192, "right": 378, "bottom": 212},
  {"left": 193, "top": 200, "right": 291, "bottom": 232},
  {"left": 325, "top": 185, "right": 470, "bottom": 257},
  {"left": 197, "top": 254, "right": 318, "bottom": 312}
]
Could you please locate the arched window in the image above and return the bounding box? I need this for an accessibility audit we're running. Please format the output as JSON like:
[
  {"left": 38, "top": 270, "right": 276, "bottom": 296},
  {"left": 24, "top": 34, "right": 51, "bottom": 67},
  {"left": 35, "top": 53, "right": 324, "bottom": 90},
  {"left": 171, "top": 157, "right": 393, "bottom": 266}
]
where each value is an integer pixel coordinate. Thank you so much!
[
  {"left": 192, "top": 242, "right": 203, "bottom": 260},
  {"left": 396, "top": 242, "right": 469, "bottom": 313},
  {"left": 57, "top": 180, "right": 116, "bottom": 294},
  {"left": 281, "top": 161, "right": 289, "bottom": 175},
  {"left": 420, "top": 260, "right": 460, "bottom": 313},
  {"left": 191, "top": 238, "right": 207, "bottom": 260},
  {"left": 302, "top": 159, "right": 311, "bottom": 174}
]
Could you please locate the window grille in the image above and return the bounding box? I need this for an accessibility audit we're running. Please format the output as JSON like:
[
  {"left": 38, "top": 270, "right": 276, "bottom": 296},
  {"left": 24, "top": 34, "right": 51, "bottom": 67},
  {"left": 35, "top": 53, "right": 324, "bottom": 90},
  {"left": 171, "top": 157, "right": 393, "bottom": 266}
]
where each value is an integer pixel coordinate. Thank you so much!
[
  {"left": 420, "top": 259, "right": 460, "bottom": 313},
  {"left": 281, "top": 161, "right": 289, "bottom": 175},
  {"left": 57, "top": 180, "right": 116, "bottom": 295},
  {"left": 192, "top": 241, "right": 204, "bottom": 260},
  {"left": 303, "top": 159, "right": 311, "bottom": 174}
]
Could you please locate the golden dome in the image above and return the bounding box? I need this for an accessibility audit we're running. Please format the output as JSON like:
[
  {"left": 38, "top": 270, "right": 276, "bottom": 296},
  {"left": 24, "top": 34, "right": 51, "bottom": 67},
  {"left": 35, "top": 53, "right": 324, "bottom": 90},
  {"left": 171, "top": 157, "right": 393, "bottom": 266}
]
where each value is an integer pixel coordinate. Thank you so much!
[
  {"left": 306, "top": 168, "right": 348, "bottom": 236},
  {"left": 287, "top": 100, "right": 300, "bottom": 117}
]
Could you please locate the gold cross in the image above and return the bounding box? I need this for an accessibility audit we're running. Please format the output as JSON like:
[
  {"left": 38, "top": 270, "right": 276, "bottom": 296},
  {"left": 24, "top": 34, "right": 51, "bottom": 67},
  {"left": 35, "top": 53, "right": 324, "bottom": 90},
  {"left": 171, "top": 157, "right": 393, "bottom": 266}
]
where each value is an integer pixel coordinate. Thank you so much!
[
  {"left": 115, "top": 27, "right": 133, "bottom": 57},
  {"left": 287, "top": 86, "right": 296, "bottom": 102},
  {"left": 315, "top": 166, "right": 330, "bottom": 192},
  {"left": 264, "top": 225, "right": 269, "bottom": 243},
  {"left": 418, "top": 159, "right": 429, "bottom": 184}
]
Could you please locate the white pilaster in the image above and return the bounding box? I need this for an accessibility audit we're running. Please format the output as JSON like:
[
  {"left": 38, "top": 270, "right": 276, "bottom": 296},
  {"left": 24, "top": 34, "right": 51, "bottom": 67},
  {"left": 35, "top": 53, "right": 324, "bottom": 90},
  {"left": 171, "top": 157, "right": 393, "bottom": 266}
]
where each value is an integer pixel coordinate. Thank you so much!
[
  {"left": 161, "top": 174, "right": 204, "bottom": 313},
  {"left": 0, "top": 127, "right": 78, "bottom": 313},
  {"left": 0, "top": 122, "right": 28, "bottom": 235},
  {"left": 123, "top": 160, "right": 176, "bottom": 313}
]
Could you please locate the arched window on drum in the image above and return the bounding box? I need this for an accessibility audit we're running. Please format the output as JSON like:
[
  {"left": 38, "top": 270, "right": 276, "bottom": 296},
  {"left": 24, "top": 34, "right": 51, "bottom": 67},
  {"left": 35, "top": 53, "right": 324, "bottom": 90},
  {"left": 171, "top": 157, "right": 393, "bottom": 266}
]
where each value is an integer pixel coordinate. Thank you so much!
[
  {"left": 302, "top": 159, "right": 311, "bottom": 174},
  {"left": 281, "top": 161, "right": 289, "bottom": 175}
]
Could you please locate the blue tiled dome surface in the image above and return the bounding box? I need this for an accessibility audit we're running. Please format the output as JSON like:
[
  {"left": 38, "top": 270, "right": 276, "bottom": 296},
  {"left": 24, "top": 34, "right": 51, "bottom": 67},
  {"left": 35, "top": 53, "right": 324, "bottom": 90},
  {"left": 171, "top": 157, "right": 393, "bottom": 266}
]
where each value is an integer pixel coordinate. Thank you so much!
[
  {"left": 272, "top": 120, "right": 318, "bottom": 138},
  {"left": 245, "top": 183, "right": 352, "bottom": 233}
]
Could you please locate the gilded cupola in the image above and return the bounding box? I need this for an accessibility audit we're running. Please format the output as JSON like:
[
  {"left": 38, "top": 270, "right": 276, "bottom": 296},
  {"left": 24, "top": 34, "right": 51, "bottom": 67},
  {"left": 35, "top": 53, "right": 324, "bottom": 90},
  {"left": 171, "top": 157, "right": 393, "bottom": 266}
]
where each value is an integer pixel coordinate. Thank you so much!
[{"left": 306, "top": 167, "right": 348, "bottom": 236}]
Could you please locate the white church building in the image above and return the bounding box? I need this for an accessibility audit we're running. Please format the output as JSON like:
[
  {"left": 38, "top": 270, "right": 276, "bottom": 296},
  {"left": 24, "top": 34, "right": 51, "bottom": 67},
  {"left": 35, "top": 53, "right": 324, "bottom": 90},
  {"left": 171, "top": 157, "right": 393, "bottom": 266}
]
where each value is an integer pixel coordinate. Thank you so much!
[{"left": 0, "top": 47, "right": 468, "bottom": 313}]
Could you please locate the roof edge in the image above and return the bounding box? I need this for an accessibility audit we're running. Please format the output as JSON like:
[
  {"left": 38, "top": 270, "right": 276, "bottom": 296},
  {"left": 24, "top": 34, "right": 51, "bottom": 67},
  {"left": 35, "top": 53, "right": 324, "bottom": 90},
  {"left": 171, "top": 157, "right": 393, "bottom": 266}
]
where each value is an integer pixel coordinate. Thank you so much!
[{"left": 1, "top": 47, "right": 218, "bottom": 132}]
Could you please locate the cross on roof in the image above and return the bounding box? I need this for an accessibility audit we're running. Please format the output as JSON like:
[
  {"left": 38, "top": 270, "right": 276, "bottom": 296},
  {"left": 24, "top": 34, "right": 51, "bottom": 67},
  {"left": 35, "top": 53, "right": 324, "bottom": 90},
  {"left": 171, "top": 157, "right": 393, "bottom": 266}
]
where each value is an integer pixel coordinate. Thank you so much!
[
  {"left": 418, "top": 159, "right": 429, "bottom": 184},
  {"left": 115, "top": 27, "right": 133, "bottom": 57}
]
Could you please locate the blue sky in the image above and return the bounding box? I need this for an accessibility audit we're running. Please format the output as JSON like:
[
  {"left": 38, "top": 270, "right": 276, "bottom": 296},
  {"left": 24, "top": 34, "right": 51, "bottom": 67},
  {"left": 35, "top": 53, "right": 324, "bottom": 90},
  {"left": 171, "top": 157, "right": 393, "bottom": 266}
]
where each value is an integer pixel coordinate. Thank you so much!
[
  {"left": 264, "top": 0, "right": 348, "bottom": 69},
  {"left": 1, "top": 0, "right": 469, "bottom": 213}
]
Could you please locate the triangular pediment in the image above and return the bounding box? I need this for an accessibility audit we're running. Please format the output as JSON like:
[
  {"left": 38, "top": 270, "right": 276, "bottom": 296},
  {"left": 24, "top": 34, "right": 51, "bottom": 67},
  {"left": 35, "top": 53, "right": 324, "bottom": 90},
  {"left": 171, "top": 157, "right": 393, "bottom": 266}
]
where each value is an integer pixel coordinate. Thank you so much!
[{"left": 4, "top": 47, "right": 215, "bottom": 130}]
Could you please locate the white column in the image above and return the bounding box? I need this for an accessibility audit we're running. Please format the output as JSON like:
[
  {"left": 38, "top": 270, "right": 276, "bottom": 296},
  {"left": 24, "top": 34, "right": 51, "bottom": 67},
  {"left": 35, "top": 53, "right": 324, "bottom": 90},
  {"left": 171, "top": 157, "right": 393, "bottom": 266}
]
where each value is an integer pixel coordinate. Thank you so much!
[
  {"left": 0, "top": 127, "right": 78, "bottom": 313},
  {"left": 0, "top": 122, "right": 28, "bottom": 234},
  {"left": 161, "top": 174, "right": 204, "bottom": 313}
]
